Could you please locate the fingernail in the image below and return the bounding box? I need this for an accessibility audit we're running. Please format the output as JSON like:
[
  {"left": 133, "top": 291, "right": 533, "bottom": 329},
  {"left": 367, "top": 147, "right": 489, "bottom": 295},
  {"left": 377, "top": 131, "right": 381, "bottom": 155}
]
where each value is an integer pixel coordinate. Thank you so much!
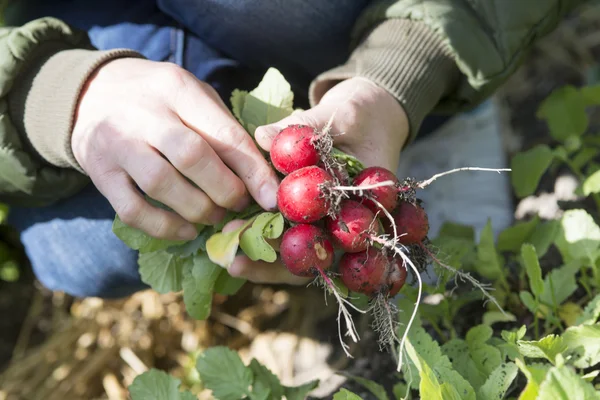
[
  {"left": 259, "top": 179, "right": 279, "bottom": 210},
  {"left": 178, "top": 224, "right": 198, "bottom": 240}
]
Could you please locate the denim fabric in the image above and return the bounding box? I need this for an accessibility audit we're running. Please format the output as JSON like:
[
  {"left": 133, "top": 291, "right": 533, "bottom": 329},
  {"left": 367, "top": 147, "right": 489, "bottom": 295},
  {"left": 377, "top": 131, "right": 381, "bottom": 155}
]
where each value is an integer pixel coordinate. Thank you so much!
[{"left": 7, "top": 0, "right": 451, "bottom": 298}]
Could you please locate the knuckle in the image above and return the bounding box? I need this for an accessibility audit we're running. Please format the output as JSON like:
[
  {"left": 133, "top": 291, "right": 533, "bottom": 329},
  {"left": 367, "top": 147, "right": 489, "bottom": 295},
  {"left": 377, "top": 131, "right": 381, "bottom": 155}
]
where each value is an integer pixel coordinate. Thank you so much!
[
  {"left": 153, "top": 63, "right": 191, "bottom": 92},
  {"left": 151, "top": 216, "right": 177, "bottom": 239},
  {"left": 216, "top": 125, "right": 247, "bottom": 155},
  {"left": 117, "top": 202, "right": 141, "bottom": 226},
  {"left": 215, "top": 180, "right": 246, "bottom": 208},
  {"left": 138, "top": 167, "right": 170, "bottom": 197},
  {"left": 175, "top": 136, "right": 207, "bottom": 171}
]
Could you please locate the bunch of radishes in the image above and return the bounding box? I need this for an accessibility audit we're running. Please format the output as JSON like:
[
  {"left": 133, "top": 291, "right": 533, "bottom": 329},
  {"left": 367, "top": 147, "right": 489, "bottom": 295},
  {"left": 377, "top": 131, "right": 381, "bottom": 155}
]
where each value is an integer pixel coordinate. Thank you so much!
[
  {"left": 271, "top": 124, "right": 428, "bottom": 298},
  {"left": 267, "top": 123, "right": 510, "bottom": 367}
]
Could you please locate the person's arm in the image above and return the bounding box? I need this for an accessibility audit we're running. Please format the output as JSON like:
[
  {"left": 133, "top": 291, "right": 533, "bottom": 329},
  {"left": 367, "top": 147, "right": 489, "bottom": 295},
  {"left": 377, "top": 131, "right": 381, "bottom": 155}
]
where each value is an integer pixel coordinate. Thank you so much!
[
  {"left": 310, "top": 0, "right": 589, "bottom": 140},
  {"left": 0, "top": 17, "right": 143, "bottom": 206}
]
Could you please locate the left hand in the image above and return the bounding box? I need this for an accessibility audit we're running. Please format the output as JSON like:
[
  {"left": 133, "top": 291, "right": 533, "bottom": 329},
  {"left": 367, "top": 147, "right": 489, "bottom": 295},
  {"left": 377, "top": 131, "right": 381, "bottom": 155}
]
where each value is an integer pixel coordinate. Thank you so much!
[{"left": 227, "top": 77, "right": 410, "bottom": 284}]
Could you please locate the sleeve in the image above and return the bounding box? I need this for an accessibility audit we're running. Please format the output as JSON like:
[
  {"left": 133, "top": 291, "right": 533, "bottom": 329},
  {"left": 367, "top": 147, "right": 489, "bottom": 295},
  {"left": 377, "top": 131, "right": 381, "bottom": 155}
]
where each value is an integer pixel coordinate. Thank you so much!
[
  {"left": 0, "top": 17, "right": 143, "bottom": 206},
  {"left": 309, "top": 0, "right": 588, "bottom": 140}
]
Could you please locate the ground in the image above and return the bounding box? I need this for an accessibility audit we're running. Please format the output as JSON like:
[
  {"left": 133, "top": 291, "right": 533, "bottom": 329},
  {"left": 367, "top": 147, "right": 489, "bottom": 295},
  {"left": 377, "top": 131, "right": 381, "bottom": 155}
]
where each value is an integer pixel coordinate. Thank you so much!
[{"left": 2, "top": 4, "right": 600, "bottom": 399}]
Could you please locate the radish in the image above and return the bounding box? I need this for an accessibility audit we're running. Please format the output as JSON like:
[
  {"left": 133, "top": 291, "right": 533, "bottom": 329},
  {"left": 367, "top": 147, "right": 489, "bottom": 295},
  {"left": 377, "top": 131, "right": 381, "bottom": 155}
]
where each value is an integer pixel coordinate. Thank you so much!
[
  {"left": 280, "top": 224, "right": 334, "bottom": 277},
  {"left": 271, "top": 125, "right": 321, "bottom": 175},
  {"left": 277, "top": 166, "right": 334, "bottom": 223},
  {"left": 325, "top": 200, "right": 379, "bottom": 253},
  {"left": 352, "top": 167, "right": 400, "bottom": 214},
  {"left": 386, "top": 201, "right": 429, "bottom": 244},
  {"left": 339, "top": 248, "right": 388, "bottom": 296},
  {"left": 386, "top": 256, "right": 407, "bottom": 297}
]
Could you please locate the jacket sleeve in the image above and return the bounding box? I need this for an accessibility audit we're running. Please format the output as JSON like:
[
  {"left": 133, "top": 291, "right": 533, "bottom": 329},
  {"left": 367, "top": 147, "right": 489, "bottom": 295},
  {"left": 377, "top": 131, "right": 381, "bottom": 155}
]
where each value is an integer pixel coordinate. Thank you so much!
[
  {"left": 0, "top": 17, "right": 142, "bottom": 207},
  {"left": 310, "top": 0, "right": 589, "bottom": 140}
]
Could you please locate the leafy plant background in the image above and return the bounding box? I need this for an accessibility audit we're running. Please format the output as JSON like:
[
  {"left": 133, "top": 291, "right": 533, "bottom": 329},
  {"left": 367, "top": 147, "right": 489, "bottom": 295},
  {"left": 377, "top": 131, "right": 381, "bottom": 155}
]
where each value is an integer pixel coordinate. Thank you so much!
[{"left": 3, "top": 6, "right": 600, "bottom": 400}]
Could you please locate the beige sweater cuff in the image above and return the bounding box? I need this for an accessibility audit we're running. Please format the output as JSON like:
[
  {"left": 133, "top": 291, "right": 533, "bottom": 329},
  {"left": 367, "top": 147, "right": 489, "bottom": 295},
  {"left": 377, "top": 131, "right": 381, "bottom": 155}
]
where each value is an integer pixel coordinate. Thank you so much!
[
  {"left": 8, "top": 45, "right": 144, "bottom": 172},
  {"left": 310, "top": 19, "right": 460, "bottom": 140}
]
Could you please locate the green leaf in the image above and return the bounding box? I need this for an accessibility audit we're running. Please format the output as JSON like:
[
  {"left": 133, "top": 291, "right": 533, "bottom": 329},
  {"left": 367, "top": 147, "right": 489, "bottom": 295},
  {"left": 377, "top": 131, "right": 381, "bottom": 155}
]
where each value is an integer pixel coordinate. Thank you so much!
[
  {"left": 182, "top": 254, "right": 222, "bottom": 320},
  {"left": 206, "top": 218, "right": 256, "bottom": 268},
  {"left": 580, "top": 84, "right": 600, "bottom": 106},
  {"left": 497, "top": 217, "right": 539, "bottom": 252},
  {"left": 482, "top": 311, "right": 516, "bottom": 326},
  {"left": 196, "top": 346, "right": 253, "bottom": 400},
  {"left": 249, "top": 359, "right": 283, "bottom": 400},
  {"left": 558, "top": 209, "right": 600, "bottom": 264},
  {"left": 518, "top": 335, "right": 568, "bottom": 364},
  {"left": 168, "top": 228, "right": 211, "bottom": 258},
  {"left": 239, "top": 213, "right": 283, "bottom": 263},
  {"left": 230, "top": 89, "right": 248, "bottom": 123},
  {"left": 502, "top": 325, "right": 527, "bottom": 343},
  {"left": 576, "top": 293, "right": 600, "bottom": 325},
  {"left": 239, "top": 68, "right": 295, "bottom": 135},
  {"left": 515, "top": 358, "right": 550, "bottom": 400},
  {"left": 138, "top": 251, "right": 192, "bottom": 293},
  {"left": 521, "top": 244, "right": 544, "bottom": 299},
  {"left": 333, "top": 389, "right": 363, "bottom": 400},
  {"left": 572, "top": 147, "right": 599, "bottom": 171},
  {"left": 476, "top": 220, "right": 505, "bottom": 281},
  {"left": 511, "top": 145, "right": 554, "bottom": 198},
  {"left": 529, "top": 220, "right": 560, "bottom": 258},
  {"left": 213, "top": 271, "right": 246, "bottom": 296},
  {"left": 283, "top": 380, "right": 319, "bottom": 400},
  {"left": 583, "top": 169, "right": 600, "bottom": 196},
  {"left": 476, "top": 362, "right": 518, "bottom": 400},
  {"left": 129, "top": 369, "right": 196, "bottom": 400},
  {"left": 539, "top": 260, "right": 582, "bottom": 307},
  {"left": 392, "top": 383, "right": 409, "bottom": 400},
  {"left": 442, "top": 325, "right": 502, "bottom": 391},
  {"left": 0, "top": 203, "right": 8, "bottom": 224},
  {"left": 537, "top": 85, "right": 588, "bottom": 141},
  {"left": 537, "top": 364, "right": 600, "bottom": 400},
  {"left": 563, "top": 324, "right": 600, "bottom": 368},
  {"left": 113, "top": 215, "right": 187, "bottom": 253},
  {"left": 397, "top": 302, "right": 475, "bottom": 399},
  {"left": 405, "top": 337, "right": 471, "bottom": 400},
  {"left": 339, "top": 373, "right": 389, "bottom": 400}
]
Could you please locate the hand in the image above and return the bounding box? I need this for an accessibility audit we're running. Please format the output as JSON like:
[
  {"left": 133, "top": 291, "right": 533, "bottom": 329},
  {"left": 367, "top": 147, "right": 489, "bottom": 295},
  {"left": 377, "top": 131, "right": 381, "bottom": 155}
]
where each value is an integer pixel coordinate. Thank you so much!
[
  {"left": 227, "top": 77, "right": 409, "bottom": 284},
  {"left": 72, "top": 58, "right": 279, "bottom": 240}
]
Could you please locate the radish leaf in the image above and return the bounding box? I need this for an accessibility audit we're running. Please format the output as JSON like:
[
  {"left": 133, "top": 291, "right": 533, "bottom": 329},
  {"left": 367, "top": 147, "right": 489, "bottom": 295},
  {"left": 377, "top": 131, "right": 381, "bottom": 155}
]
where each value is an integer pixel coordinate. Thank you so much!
[
  {"left": 138, "top": 250, "right": 192, "bottom": 294},
  {"left": 129, "top": 369, "right": 196, "bottom": 400}
]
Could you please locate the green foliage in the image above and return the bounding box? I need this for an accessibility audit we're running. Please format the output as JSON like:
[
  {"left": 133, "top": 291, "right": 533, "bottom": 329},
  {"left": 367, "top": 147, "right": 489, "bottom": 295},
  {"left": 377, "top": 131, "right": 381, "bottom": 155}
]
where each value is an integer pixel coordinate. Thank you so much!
[
  {"left": 130, "top": 346, "right": 318, "bottom": 400},
  {"left": 511, "top": 145, "right": 554, "bottom": 198}
]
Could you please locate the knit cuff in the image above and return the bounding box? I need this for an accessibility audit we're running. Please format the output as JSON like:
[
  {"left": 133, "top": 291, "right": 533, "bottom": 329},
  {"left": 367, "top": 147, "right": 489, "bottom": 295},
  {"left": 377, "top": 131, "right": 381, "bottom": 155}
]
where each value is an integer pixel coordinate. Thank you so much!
[
  {"left": 310, "top": 19, "right": 460, "bottom": 140},
  {"left": 8, "top": 46, "right": 144, "bottom": 172}
]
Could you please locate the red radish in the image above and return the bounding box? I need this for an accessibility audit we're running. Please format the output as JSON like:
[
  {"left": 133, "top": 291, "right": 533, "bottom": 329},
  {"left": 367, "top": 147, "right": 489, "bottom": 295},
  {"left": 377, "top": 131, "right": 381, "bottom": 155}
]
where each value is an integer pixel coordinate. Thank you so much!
[
  {"left": 280, "top": 224, "right": 334, "bottom": 277},
  {"left": 386, "top": 201, "right": 429, "bottom": 244},
  {"left": 325, "top": 200, "right": 379, "bottom": 253},
  {"left": 353, "top": 167, "right": 400, "bottom": 214},
  {"left": 277, "top": 166, "right": 333, "bottom": 223},
  {"left": 271, "top": 125, "right": 320, "bottom": 175},
  {"left": 386, "top": 256, "right": 407, "bottom": 297},
  {"left": 340, "top": 248, "right": 388, "bottom": 296}
]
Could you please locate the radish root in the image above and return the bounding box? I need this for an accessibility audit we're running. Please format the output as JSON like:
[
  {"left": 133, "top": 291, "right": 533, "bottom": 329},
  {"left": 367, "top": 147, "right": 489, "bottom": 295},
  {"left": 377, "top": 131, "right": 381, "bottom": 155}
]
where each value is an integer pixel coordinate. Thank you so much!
[{"left": 417, "top": 167, "right": 511, "bottom": 189}]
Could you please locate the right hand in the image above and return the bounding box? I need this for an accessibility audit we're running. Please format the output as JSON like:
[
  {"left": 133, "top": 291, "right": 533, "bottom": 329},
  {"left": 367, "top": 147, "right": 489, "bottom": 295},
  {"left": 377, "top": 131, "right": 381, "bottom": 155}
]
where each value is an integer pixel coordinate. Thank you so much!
[{"left": 71, "top": 58, "right": 279, "bottom": 241}]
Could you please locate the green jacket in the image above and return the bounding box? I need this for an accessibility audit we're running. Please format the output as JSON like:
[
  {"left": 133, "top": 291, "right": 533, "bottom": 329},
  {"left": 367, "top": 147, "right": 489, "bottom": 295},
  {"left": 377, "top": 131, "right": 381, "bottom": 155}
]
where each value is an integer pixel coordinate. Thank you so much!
[{"left": 0, "top": 0, "right": 589, "bottom": 207}]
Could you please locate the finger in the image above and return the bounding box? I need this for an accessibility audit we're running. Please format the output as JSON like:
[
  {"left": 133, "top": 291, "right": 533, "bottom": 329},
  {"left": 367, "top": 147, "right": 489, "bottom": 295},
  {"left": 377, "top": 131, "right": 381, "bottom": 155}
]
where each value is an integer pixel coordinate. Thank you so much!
[
  {"left": 228, "top": 255, "right": 311, "bottom": 285},
  {"left": 148, "top": 126, "right": 250, "bottom": 211},
  {"left": 96, "top": 170, "right": 198, "bottom": 240},
  {"left": 174, "top": 82, "right": 280, "bottom": 210},
  {"left": 254, "top": 111, "right": 319, "bottom": 152},
  {"left": 118, "top": 143, "right": 226, "bottom": 225}
]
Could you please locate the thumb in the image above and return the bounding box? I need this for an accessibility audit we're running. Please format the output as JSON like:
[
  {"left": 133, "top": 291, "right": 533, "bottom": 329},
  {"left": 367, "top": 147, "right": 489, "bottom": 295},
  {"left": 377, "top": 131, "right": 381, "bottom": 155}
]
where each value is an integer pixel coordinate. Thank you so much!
[{"left": 255, "top": 109, "right": 324, "bottom": 152}]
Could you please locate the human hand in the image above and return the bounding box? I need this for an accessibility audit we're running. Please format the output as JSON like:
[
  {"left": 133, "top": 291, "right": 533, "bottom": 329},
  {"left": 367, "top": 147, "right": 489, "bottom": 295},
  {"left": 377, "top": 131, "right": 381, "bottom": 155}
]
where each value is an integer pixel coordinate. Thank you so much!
[
  {"left": 226, "top": 77, "right": 409, "bottom": 284},
  {"left": 71, "top": 58, "right": 279, "bottom": 241}
]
